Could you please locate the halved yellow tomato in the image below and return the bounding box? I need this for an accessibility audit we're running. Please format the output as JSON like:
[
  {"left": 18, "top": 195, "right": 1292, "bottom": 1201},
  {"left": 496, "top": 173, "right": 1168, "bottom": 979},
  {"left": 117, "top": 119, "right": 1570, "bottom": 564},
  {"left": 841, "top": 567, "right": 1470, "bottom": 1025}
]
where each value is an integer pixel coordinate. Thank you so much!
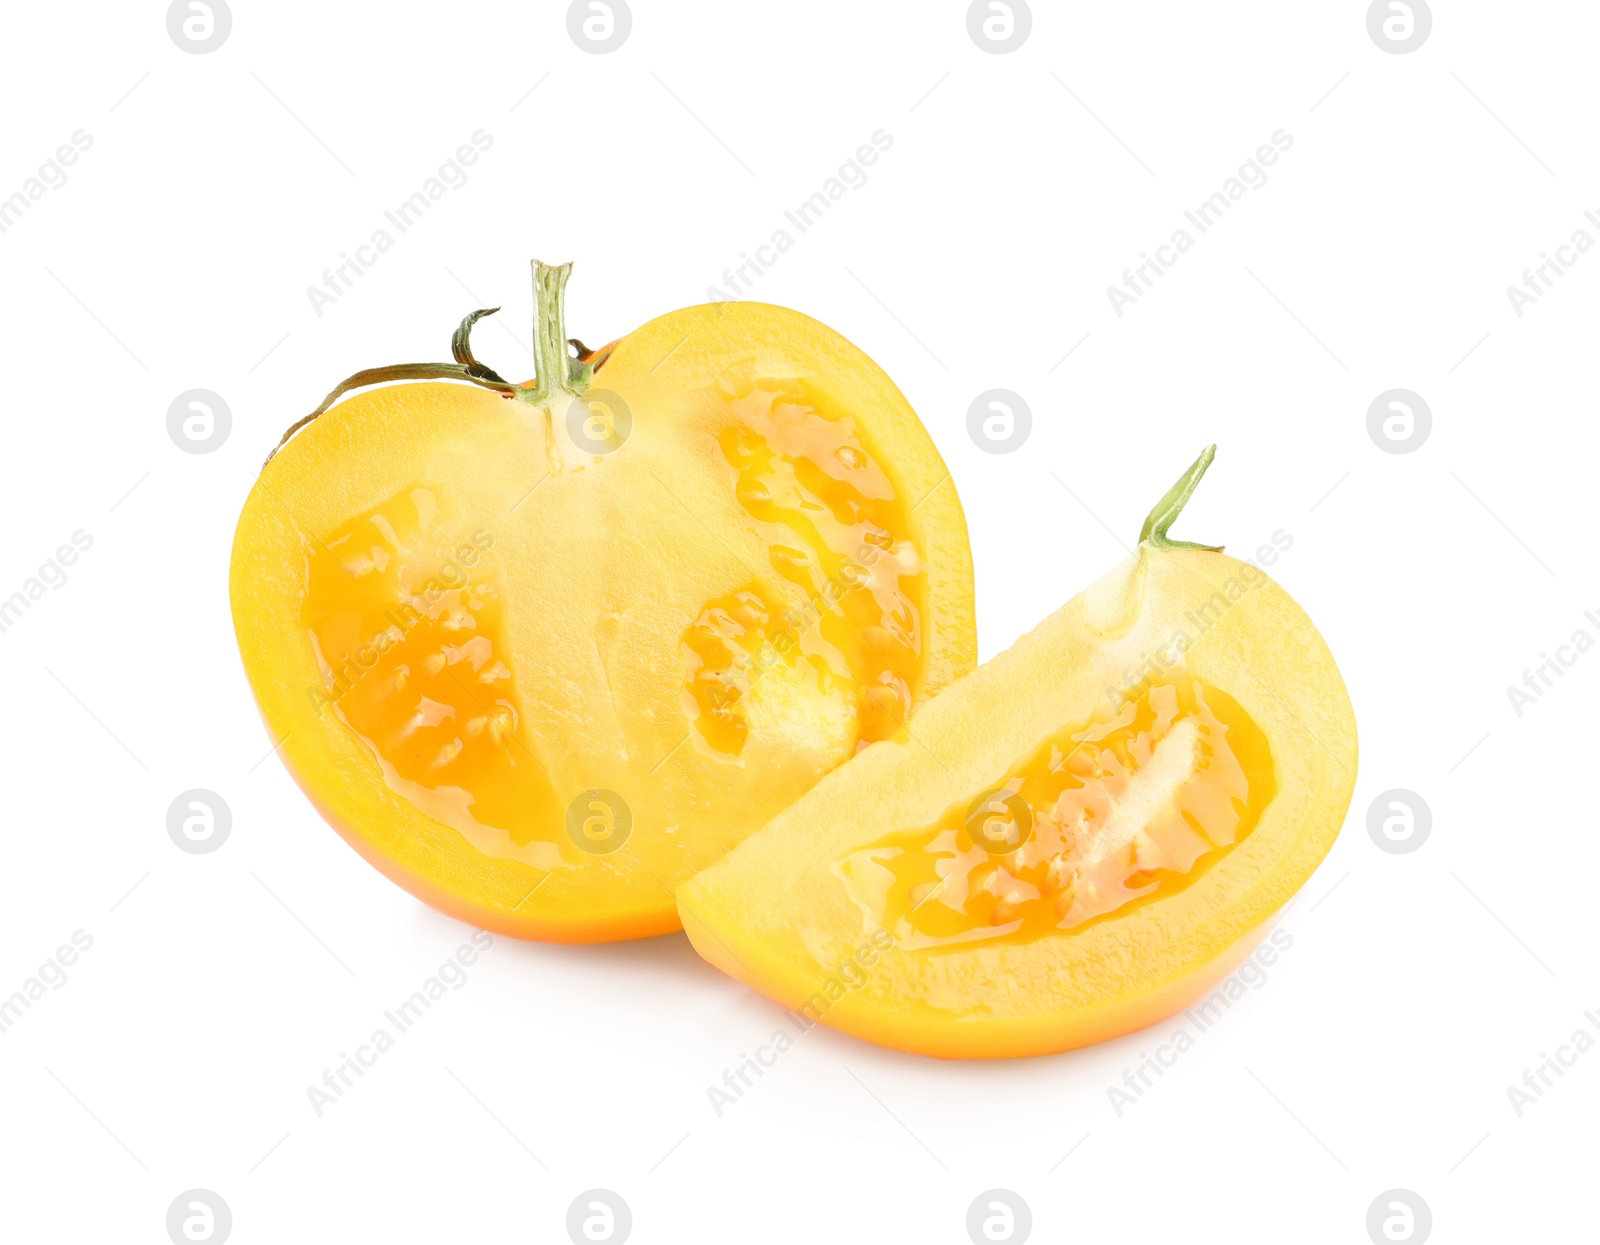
[
  {"left": 231, "top": 262, "right": 974, "bottom": 942},
  {"left": 679, "top": 448, "right": 1356, "bottom": 1057}
]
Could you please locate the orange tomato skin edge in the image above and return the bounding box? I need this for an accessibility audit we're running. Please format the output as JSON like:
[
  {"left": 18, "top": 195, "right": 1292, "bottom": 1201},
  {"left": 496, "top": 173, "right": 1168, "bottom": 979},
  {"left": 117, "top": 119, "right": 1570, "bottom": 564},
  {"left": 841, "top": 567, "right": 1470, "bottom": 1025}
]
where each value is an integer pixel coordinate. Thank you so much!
[
  {"left": 275, "top": 729, "right": 680, "bottom": 943},
  {"left": 680, "top": 900, "right": 1282, "bottom": 1060}
]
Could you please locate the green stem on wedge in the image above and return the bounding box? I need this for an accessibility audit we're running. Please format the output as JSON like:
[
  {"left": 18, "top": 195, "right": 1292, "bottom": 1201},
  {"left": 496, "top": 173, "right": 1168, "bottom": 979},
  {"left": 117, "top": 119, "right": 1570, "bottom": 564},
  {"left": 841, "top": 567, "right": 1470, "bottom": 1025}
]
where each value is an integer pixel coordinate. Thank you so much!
[
  {"left": 263, "top": 260, "right": 600, "bottom": 468},
  {"left": 1139, "top": 445, "right": 1225, "bottom": 551}
]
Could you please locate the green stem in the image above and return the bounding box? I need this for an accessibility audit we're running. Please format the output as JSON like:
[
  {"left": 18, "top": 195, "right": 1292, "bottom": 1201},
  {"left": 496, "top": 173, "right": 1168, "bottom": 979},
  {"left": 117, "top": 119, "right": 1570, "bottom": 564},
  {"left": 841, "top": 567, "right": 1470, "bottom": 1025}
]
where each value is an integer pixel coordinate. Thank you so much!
[
  {"left": 265, "top": 357, "right": 517, "bottom": 466},
  {"left": 524, "top": 260, "right": 593, "bottom": 403},
  {"left": 1139, "top": 445, "right": 1224, "bottom": 551},
  {"left": 451, "top": 307, "right": 509, "bottom": 384},
  {"left": 262, "top": 261, "right": 597, "bottom": 468}
]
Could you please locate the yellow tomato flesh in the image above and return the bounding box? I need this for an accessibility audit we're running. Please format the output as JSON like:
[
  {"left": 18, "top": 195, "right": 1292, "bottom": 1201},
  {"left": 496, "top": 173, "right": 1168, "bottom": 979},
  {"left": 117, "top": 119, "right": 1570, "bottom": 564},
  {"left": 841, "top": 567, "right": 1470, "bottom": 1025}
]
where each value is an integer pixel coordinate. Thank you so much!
[{"left": 232, "top": 295, "right": 975, "bottom": 942}]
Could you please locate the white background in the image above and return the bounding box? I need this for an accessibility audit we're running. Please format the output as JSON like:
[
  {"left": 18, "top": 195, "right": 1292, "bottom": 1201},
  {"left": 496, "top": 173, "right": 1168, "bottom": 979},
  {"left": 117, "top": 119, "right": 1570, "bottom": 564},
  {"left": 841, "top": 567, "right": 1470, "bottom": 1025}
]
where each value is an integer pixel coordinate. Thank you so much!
[{"left": 0, "top": 1, "right": 1593, "bottom": 1241}]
